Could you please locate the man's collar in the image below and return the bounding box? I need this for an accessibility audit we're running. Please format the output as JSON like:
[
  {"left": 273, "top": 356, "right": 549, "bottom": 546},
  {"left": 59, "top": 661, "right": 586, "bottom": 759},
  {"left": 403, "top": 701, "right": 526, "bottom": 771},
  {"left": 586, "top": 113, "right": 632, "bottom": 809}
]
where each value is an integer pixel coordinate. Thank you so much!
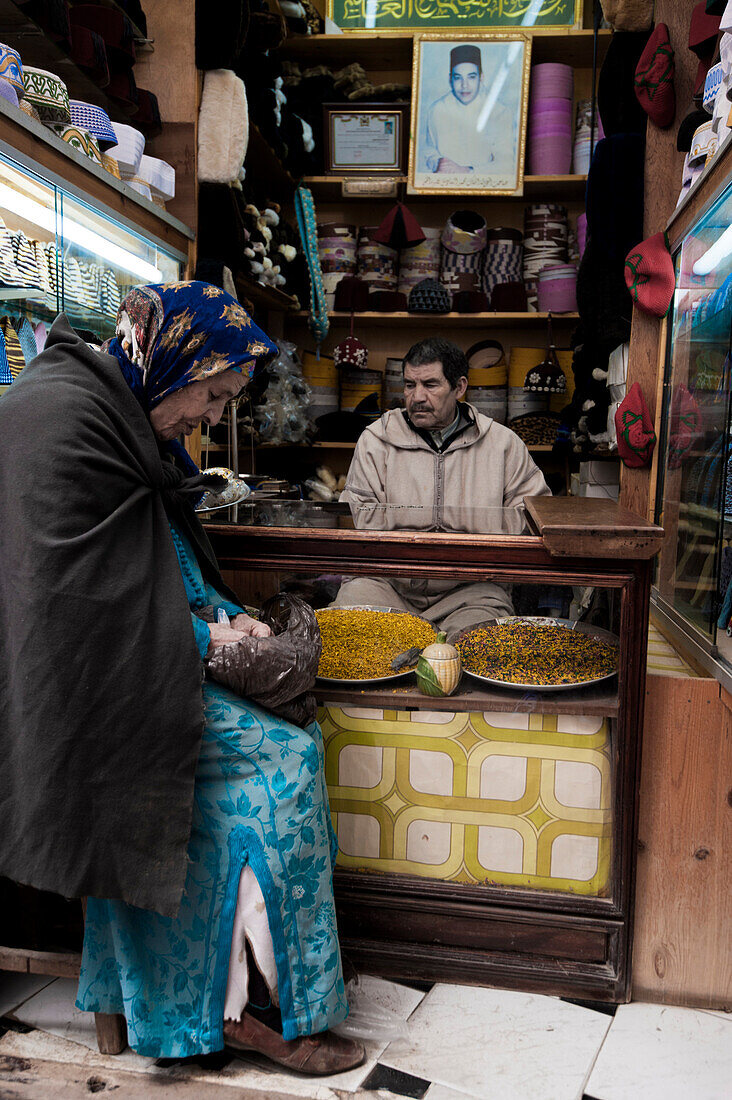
[{"left": 402, "top": 402, "right": 475, "bottom": 453}]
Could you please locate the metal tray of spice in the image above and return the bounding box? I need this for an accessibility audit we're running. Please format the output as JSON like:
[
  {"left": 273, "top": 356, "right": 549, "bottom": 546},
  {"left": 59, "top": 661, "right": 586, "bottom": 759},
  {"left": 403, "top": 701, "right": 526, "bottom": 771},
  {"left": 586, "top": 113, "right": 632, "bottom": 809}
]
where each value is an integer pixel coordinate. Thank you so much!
[
  {"left": 455, "top": 616, "right": 619, "bottom": 693},
  {"left": 315, "top": 605, "right": 436, "bottom": 686}
]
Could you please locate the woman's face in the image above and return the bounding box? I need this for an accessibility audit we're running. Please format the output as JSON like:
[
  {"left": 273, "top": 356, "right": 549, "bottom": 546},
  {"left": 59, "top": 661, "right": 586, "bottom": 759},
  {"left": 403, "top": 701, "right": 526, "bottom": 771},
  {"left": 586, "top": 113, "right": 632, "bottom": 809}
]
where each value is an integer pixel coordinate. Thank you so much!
[{"left": 149, "top": 369, "right": 245, "bottom": 441}]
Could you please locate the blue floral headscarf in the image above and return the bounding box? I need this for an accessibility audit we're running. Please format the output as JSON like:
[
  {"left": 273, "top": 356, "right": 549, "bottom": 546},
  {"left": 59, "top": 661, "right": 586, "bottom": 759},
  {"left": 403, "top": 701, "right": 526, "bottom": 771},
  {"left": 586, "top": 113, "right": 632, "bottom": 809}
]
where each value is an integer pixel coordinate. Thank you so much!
[{"left": 106, "top": 280, "right": 277, "bottom": 473}]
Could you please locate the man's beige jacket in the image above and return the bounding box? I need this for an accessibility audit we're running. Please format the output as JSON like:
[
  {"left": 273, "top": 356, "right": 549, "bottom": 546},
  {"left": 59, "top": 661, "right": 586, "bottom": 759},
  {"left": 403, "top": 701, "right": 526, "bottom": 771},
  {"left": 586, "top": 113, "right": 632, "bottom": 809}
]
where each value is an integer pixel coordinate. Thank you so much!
[{"left": 340, "top": 403, "right": 551, "bottom": 533}]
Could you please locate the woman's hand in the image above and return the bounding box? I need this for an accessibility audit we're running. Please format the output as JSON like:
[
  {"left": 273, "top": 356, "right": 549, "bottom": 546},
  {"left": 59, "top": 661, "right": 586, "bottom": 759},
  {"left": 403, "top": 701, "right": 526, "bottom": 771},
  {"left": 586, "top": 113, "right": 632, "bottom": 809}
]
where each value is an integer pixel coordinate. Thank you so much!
[
  {"left": 206, "top": 623, "right": 246, "bottom": 656},
  {"left": 231, "top": 612, "right": 272, "bottom": 639}
]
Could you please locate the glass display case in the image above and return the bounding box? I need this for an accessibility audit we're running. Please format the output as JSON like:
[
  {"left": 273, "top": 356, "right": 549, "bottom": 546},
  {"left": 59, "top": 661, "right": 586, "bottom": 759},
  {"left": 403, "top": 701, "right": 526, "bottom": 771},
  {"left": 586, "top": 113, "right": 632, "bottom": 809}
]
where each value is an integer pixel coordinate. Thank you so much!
[
  {"left": 654, "top": 177, "right": 732, "bottom": 689},
  {"left": 0, "top": 147, "right": 184, "bottom": 381},
  {"left": 205, "top": 497, "right": 663, "bottom": 1002}
]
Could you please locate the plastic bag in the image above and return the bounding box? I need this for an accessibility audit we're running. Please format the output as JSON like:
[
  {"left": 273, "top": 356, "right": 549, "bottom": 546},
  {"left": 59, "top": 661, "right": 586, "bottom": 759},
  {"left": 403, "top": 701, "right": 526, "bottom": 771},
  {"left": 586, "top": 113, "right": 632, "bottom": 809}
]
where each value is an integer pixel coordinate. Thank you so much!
[
  {"left": 203, "top": 593, "right": 321, "bottom": 726},
  {"left": 254, "top": 340, "right": 312, "bottom": 445},
  {"left": 332, "top": 977, "right": 410, "bottom": 1042}
]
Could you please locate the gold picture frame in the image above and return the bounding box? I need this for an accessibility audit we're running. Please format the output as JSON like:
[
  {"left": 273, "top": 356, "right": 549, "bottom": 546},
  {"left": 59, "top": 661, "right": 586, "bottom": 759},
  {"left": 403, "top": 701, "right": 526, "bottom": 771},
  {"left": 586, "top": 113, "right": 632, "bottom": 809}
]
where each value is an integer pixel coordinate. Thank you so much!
[{"left": 408, "top": 32, "right": 532, "bottom": 197}]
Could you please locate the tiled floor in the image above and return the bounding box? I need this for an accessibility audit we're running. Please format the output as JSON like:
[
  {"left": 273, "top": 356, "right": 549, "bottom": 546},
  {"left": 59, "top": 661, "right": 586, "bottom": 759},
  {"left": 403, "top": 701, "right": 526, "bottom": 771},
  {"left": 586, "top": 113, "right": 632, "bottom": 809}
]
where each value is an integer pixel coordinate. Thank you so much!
[{"left": 0, "top": 973, "right": 729, "bottom": 1100}]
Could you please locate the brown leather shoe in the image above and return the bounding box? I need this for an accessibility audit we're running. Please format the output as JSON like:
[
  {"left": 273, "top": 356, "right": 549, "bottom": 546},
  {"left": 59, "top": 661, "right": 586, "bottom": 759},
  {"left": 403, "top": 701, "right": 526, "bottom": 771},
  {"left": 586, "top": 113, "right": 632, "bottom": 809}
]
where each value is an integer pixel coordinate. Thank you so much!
[{"left": 224, "top": 1012, "right": 366, "bottom": 1076}]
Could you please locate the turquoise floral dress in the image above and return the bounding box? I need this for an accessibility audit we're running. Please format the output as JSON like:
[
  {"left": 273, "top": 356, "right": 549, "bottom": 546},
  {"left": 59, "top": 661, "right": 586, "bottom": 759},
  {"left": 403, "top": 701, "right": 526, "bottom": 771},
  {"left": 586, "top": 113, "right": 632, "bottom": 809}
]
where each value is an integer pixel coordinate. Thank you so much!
[{"left": 76, "top": 525, "right": 347, "bottom": 1058}]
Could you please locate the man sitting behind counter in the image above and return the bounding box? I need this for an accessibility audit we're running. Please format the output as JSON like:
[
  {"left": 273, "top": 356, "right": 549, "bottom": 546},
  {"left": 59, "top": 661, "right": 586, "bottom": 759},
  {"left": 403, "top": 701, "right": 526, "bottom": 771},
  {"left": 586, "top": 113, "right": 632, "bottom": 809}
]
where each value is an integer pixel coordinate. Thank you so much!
[{"left": 334, "top": 337, "right": 551, "bottom": 638}]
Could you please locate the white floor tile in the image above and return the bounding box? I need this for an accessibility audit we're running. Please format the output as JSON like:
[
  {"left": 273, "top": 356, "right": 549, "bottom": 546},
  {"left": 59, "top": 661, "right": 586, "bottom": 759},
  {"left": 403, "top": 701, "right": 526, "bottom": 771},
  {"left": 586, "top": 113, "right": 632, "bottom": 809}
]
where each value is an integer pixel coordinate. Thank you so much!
[
  {"left": 11, "top": 977, "right": 154, "bottom": 1069},
  {"left": 0, "top": 972, "right": 55, "bottom": 1017},
  {"left": 585, "top": 1002, "right": 732, "bottom": 1100},
  {"left": 0, "top": 1027, "right": 156, "bottom": 1075},
  {"left": 380, "top": 983, "right": 612, "bottom": 1100},
  {"left": 425, "top": 1085, "right": 473, "bottom": 1099}
]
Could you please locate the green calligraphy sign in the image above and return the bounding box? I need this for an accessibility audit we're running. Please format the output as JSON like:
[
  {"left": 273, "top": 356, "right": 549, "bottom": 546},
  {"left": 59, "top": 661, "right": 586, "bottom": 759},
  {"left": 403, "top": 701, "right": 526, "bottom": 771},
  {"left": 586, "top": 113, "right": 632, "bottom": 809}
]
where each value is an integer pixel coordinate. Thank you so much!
[{"left": 328, "top": 0, "right": 579, "bottom": 32}]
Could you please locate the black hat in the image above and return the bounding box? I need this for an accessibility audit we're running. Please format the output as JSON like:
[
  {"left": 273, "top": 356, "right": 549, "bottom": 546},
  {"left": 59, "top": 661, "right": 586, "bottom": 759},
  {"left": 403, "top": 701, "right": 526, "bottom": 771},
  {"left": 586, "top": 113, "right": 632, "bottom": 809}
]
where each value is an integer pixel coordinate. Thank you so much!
[
  {"left": 450, "top": 45, "right": 481, "bottom": 72},
  {"left": 408, "top": 278, "right": 451, "bottom": 313},
  {"left": 585, "top": 134, "right": 645, "bottom": 263},
  {"left": 677, "top": 109, "right": 708, "bottom": 151}
]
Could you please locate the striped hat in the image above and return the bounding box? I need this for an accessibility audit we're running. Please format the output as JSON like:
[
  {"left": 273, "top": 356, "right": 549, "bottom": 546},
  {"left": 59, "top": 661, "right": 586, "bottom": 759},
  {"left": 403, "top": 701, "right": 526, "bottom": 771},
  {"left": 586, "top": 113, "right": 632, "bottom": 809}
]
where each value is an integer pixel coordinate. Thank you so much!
[
  {"left": 0, "top": 316, "right": 26, "bottom": 380},
  {"left": 69, "top": 100, "right": 118, "bottom": 149}
]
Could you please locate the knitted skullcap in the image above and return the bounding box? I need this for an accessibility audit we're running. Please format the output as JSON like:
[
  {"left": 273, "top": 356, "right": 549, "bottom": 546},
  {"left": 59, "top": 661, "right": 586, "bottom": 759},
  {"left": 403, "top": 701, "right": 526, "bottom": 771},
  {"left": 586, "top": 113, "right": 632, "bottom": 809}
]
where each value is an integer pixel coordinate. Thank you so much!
[
  {"left": 450, "top": 45, "right": 481, "bottom": 72},
  {"left": 408, "top": 278, "right": 451, "bottom": 313},
  {"left": 634, "top": 23, "right": 675, "bottom": 128},
  {"left": 624, "top": 231, "right": 675, "bottom": 317}
]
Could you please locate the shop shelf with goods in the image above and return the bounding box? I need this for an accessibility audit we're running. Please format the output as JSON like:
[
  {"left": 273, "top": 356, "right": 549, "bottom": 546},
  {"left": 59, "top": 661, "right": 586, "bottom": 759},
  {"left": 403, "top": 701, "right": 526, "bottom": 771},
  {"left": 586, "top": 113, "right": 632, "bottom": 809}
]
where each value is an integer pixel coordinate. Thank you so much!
[
  {"left": 0, "top": 0, "right": 197, "bottom": 230},
  {"left": 231, "top": 22, "right": 608, "bottom": 485},
  {"left": 203, "top": 495, "right": 663, "bottom": 1001}
]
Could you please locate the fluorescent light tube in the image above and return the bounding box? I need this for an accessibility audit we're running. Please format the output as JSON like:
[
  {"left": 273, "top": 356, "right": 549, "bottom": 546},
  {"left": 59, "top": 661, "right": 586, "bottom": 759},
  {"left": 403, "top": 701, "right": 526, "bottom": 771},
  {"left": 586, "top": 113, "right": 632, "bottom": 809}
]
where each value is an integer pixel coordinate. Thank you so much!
[
  {"left": 692, "top": 223, "right": 732, "bottom": 276},
  {"left": 0, "top": 182, "right": 162, "bottom": 281}
]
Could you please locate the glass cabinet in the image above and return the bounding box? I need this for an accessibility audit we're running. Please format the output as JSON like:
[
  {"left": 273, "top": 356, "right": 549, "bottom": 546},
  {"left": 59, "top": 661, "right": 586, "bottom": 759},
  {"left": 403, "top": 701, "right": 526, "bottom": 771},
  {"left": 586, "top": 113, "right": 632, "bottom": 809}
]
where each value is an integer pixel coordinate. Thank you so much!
[
  {"left": 654, "top": 177, "right": 732, "bottom": 688},
  {"left": 0, "top": 147, "right": 184, "bottom": 373},
  {"left": 206, "top": 498, "right": 663, "bottom": 1002}
]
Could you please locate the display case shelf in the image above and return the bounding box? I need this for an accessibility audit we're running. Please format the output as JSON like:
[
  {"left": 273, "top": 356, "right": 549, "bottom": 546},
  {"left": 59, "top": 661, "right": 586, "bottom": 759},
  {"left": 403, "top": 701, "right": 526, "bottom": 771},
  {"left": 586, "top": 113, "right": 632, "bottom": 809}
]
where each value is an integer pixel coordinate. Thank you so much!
[
  {"left": 291, "top": 310, "right": 579, "bottom": 327},
  {"left": 303, "top": 174, "right": 588, "bottom": 202},
  {"left": 315, "top": 678, "right": 619, "bottom": 717},
  {"left": 280, "top": 29, "right": 611, "bottom": 70},
  {"left": 0, "top": 98, "right": 193, "bottom": 253}
]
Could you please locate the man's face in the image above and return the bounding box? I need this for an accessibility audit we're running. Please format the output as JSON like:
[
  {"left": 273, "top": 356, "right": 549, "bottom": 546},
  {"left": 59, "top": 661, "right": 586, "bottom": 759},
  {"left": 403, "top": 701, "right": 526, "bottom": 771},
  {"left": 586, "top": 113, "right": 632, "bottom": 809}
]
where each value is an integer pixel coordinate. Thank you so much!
[
  {"left": 404, "top": 360, "right": 468, "bottom": 431},
  {"left": 450, "top": 62, "right": 481, "bottom": 106},
  {"left": 149, "top": 368, "right": 245, "bottom": 441}
]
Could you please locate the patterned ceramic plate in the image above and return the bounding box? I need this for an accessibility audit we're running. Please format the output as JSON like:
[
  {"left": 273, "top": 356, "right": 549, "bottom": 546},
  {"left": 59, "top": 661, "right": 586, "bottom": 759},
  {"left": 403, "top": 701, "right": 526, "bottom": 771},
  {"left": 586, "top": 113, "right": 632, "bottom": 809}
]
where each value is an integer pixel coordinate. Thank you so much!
[{"left": 455, "top": 616, "right": 619, "bottom": 693}]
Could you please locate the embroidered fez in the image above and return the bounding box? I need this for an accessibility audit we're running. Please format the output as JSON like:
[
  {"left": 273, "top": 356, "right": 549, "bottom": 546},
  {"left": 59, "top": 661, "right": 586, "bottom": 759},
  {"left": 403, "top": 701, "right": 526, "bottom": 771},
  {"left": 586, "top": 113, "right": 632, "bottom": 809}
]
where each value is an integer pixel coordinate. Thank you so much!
[
  {"left": 333, "top": 334, "right": 368, "bottom": 370},
  {"left": 624, "top": 231, "right": 675, "bottom": 317},
  {"left": 615, "top": 382, "right": 657, "bottom": 466},
  {"left": 634, "top": 23, "right": 675, "bottom": 128}
]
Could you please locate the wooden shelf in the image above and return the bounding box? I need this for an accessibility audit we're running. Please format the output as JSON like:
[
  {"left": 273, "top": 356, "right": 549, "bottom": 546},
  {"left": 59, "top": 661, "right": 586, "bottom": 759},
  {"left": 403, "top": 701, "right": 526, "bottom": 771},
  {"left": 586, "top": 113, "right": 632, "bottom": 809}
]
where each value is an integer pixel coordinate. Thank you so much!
[
  {"left": 0, "top": 0, "right": 139, "bottom": 120},
  {"left": 235, "top": 274, "right": 299, "bottom": 313},
  {"left": 315, "top": 676, "right": 619, "bottom": 717},
  {"left": 291, "top": 310, "right": 579, "bottom": 327},
  {"left": 281, "top": 29, "right": 611, "bottom": 70},
  {"left": 68, "top": 0, "right": 153, "bottom": 51},
  {"left": 304, "top": 174, "right": 588, "bottom": 202},
  {"left": 0, "top": 98, "right": 193, "bottom": 254},
  {"left": 245, "top": 124, "right": 297, "bottom": 200}
]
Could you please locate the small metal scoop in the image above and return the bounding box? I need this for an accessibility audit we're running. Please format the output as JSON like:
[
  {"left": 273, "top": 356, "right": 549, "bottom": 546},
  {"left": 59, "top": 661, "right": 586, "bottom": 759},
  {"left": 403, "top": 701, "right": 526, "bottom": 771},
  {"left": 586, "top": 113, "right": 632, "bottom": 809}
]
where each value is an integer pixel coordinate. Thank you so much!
[{"left": 390, "top": 646, "right": 423, "bottom": 672}]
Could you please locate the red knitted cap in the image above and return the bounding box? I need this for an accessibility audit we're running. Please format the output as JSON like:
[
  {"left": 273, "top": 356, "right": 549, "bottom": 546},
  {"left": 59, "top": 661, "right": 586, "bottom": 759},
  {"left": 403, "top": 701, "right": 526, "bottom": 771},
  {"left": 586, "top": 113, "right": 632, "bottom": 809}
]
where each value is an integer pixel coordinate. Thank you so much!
[
  {"left": 635, "top": 23, "right": 675, "bottom": 128},
  {"left": 615, "top": 382, "right": 657, "bottom": 467},
  {"left": 624, "top": 231, "right": 675, "bottom": 317}
]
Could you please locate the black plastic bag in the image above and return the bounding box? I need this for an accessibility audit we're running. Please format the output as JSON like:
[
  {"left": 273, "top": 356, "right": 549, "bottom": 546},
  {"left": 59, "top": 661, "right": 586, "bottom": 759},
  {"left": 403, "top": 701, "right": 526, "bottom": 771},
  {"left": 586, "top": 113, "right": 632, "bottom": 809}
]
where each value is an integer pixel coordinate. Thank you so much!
[{"left": 202, "top": 593, "right": 321, "bottom": 727}]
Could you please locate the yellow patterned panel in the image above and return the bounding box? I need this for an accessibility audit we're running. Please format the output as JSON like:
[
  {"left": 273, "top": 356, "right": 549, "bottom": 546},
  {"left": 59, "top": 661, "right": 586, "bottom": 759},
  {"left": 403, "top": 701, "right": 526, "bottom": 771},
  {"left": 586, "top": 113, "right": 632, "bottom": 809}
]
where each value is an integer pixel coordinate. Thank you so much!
[{"left": 320, "top": 705, "right": 612, "bottom": 896}]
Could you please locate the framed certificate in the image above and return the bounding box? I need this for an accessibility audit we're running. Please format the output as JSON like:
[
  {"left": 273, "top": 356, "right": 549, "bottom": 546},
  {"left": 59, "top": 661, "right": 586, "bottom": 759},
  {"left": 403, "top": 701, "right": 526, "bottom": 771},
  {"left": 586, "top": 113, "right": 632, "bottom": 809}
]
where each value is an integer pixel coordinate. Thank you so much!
[{"left": 323, "top": 104, "right": 408, "bottom": 175}]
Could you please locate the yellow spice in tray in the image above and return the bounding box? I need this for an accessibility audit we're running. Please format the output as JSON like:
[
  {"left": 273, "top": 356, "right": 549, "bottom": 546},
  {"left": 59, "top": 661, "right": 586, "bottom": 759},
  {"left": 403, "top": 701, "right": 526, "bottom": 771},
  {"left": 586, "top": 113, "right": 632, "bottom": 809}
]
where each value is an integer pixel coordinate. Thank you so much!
[{"left": 316, "top": 608, "right": 436, "bottom": 680}]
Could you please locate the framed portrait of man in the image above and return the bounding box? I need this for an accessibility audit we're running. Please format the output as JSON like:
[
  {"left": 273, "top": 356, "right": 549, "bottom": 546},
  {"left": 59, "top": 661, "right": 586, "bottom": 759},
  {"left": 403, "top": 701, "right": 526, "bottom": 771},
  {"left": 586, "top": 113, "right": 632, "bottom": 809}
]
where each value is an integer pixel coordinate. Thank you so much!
[{"left": 408, "top": 33, "right": 532, "bottom": 197}]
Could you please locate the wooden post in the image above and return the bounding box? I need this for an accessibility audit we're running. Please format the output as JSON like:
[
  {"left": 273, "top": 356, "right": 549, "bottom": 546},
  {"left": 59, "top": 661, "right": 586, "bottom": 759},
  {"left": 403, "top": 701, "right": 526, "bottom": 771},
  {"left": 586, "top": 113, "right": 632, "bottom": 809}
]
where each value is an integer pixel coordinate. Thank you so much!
[{"left": 94, "top": 1012, "right": 128, "bottom": 1055}]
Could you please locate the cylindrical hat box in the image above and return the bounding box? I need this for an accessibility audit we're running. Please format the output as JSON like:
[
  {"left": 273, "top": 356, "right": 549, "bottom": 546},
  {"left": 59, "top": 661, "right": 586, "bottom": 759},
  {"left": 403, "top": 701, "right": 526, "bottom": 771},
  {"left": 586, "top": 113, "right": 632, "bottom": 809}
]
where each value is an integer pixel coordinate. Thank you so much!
[
  {"left": 549, "top": 349, "right": 574, "bottom": 413},
  {"left": 398, "top": 228, "right": 441, "bottom": 295},
  {"left": 468, "top": 385, "right": 507, "bottom": 423},
  {"left": 537, "top": 263, "right": 577, "bottom": 312},
  {"left": 530, "top": 62, "right": 574, "bottom": 101},
  {"left": 468, "top": 362, "right": 508, "bottom": 387},
  {"left": 507, "top": 386, "right": 547, "bottom": 420},
  {"left": 339, "top": 367, "right": 382, "bottom": 413}
]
